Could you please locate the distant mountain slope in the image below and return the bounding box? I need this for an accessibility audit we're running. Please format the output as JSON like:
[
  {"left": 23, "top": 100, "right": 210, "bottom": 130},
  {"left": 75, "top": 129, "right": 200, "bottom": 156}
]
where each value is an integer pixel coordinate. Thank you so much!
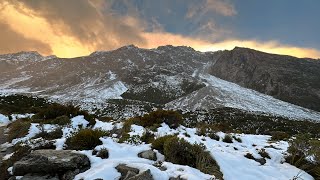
[
  {"left": 209, "top": 47, "right": 320, "bottom": 112},
  {"left": 0, "top": 45, "right": 319, "bottom": 121}
]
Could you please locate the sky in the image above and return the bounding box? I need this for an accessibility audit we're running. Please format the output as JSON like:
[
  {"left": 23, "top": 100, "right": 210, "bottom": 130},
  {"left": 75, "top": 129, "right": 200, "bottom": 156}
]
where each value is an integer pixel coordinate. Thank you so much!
[{"left": 0, "top": 0, "right": 319, "bottom": 58}]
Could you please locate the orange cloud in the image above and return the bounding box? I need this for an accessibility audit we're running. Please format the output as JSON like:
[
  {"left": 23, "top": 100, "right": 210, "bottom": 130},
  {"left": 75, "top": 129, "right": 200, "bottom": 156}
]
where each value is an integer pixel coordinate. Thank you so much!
[{"left": 0, "top": 2, "right": 93, "bottom": 57}]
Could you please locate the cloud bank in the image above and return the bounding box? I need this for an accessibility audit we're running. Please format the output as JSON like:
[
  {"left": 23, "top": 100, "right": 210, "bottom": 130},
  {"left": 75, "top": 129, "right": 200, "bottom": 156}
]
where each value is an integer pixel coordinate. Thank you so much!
[{"left": 0, "top": 0, "right": 319, "bottom": 58}]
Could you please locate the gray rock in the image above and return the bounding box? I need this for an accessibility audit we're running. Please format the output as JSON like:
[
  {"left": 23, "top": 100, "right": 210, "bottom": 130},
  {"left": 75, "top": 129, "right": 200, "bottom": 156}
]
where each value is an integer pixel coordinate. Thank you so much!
[
  {"left": 138, "top": 150, "right": 157, "bottom": 161},
  {"left": 62, "top": 169, "right": 80, "bottom": 180},
  {"left": 127, "top": 169, "right": 154, "bottom": 180},
  {"left": 13, "top": 150, "right": 90, "bottom": 176},
  {"left": 255, "top": 158, "right": 266, "bottom": 165},
  {"left": 8, "top": 177, "right": 16, "bottom": 180},
  {"left": 115, "top": 164, "right": 139, "bottom": 180},
  {"left": 20, "top": 174, "right": 59, "bottom": 180},
  {"left": 124, "top": 171, "right": 137, "bottom": 179}
]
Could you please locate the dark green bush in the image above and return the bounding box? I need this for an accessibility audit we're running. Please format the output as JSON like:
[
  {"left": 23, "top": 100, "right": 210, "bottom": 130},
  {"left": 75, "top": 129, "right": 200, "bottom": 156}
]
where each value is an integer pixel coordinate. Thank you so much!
[
  {"left": 270, "top": 131, "right": 290, "bottom": 141},
  {"left": 0, "top": 95, "right": 50, "bottom": 115},
  {"left": 163, "top": 137, "right": 202, "bottom": 166},
  {"left": 222, "top": 134, "right": 233, "bottom": 143},
  {"left": 151, "top": 135, "right": 175, "bottom": 154},
  {"left": 32, "top": 115, "right": 70, "bottom": 126},
  {"left": 208, "top": 133, "right": 220, "bottom": 141},
  {"left": 66, "top": 129, "right": 108, "bottom": 150},
  {"left": 33, "top": 103, "right": 96, "bottom": 126},
  {"left": 118, "top": 133, "right": 130, "bottom": 143},
  {"left": 286, "top": 134, "right": 320, "bottom": 179},
  {"left": 140, "top": 131, "right": 155, "bottom": 144},
  {"left": 47, "top": 115, "right": 70, "bottom": 125},
  {"left": 133, "top": 110, "right": 183, "bottom": 129},
  {"left": 34, "top": 127, "right": 63, "bottom": 140},
  {"left": 163, "top": 137, "right": 222, "bottom": 178}
]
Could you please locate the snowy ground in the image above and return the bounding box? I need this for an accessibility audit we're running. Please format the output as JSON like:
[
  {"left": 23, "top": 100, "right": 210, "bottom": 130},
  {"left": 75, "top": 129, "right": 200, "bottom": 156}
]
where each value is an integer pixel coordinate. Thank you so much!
[
  {"left": 1, "top": 114, "right": 314, "bottom": 180},
  {"left": 0, "top": 113, "right": 34, "bottom": 127}
]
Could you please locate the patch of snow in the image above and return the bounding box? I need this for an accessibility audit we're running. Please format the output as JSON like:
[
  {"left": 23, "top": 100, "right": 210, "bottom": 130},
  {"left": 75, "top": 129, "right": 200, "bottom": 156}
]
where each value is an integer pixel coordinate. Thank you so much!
[
  {"left": 107, "top": 71, "right": 117, "bottom": 80},
  {"left": 93, "top": 120, "right": 114, "bottom": 131},
  {"left": 0, "top": 114, "right": 9, "bottom": 126},
  {"left": 71, "top": 115, "right": 89, "bottom": 129},
  {"left": 11, "top": 113, "right": 34, "bottom": 121},
  {"left": 3, "top": 152, "right": 14, "bottom": 160},
  {"left": 128, "top": 125, "right": 145, "bottom": 137}
]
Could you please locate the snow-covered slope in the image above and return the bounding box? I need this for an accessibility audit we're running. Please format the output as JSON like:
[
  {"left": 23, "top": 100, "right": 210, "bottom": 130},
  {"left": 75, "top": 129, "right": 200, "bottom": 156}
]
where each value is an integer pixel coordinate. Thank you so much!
[{"left": 166, "top": 73, "right": 320, "bottom": 121}]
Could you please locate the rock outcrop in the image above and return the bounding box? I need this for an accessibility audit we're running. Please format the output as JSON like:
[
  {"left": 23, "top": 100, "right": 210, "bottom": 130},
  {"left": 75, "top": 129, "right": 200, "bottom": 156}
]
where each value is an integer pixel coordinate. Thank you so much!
[
  {"left": 210, "top": 47, "right": 320, "bottom": 112},
  {"left": 13, "top": 150, "right": 90, "bottom": 180}
]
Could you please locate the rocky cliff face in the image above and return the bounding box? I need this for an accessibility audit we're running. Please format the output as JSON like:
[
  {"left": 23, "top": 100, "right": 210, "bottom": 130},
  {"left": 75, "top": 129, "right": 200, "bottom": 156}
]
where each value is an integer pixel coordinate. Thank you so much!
[{"left": 210, "top": 47, "right": 320, "bottom": 112}]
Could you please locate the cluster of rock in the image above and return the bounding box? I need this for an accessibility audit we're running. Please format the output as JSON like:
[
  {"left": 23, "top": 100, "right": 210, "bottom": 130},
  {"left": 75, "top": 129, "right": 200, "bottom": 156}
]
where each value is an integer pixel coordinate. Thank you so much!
[
  {"left": 112, "top": 149, "right": 157, "bottom": 180},
  {"left": 115, "top": 164, "right": 153, "bottom": 180},
  {"left": 10, "top": 150, "right": 90, "bottom": 180},
  {"left": 9, "top": 148, "right": 189, "bottom": 180}
]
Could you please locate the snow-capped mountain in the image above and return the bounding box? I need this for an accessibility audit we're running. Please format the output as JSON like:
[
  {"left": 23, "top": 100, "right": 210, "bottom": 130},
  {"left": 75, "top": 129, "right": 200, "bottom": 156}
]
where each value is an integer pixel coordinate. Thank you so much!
[{"left": 0, "top": 45, "right": 320, "bottom": 121}]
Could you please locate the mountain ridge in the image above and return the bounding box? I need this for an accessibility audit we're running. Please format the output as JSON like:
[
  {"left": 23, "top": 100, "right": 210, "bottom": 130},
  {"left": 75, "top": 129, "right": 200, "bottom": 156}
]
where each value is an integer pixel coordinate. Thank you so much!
[{"left": 0, "top": 45, "right": 319, "bottom": 121}]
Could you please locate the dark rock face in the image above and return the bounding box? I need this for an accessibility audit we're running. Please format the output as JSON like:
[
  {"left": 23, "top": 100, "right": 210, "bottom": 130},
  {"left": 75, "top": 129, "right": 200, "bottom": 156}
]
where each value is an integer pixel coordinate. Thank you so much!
[
  {"left": 20, "top": 174, "right": 59, "bottom": 180},
  {"left": 210, "top": 47, "right": 320, "bottom": 112},
  {"left": 13, "top": 150, "right": 90, "bottom": 179}
]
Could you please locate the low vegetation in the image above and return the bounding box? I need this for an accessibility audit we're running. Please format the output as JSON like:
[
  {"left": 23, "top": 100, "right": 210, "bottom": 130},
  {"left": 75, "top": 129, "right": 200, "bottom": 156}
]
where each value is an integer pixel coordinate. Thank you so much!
[
  {"left": 33, "top": 127, "right": 63, "bottom": 140},
  {"left": 33, "top": 103, "right": 96, "bottom": 126},
  {"left": 286, "top": 134, "right": 320, "bottom": 179},
  {"left": 222, "top": 134, "right": 233, "bottom": 143},
  {"left": 129, "top": 109, "right": 183, "bottom": 129},
  {"left": 0, "top": 95, "right": 50, "bottom": 115},
  {"left": 151, "top": 135, "right": 176, "bottom": 154},
  {"left": 183, "top": 107, "right": 320, "bottom": 138},
  {"left": 66, "top": 129, "right": 108, "bottom": 150},
  {"left": 163, "top": 136, "right": 223, "bottom": 179},
  {"left": 7, "top": 118, "right": 32, "bottom": 141}
]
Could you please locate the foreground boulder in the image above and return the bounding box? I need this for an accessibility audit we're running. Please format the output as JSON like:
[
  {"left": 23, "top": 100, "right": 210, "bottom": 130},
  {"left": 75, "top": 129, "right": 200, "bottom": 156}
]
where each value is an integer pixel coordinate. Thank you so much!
[
  {"left": 13, "top": 150, "right": 90, "bottom": 179},
  {"left": 20, "top": 174, "right": 59, "bottom": 180}
]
